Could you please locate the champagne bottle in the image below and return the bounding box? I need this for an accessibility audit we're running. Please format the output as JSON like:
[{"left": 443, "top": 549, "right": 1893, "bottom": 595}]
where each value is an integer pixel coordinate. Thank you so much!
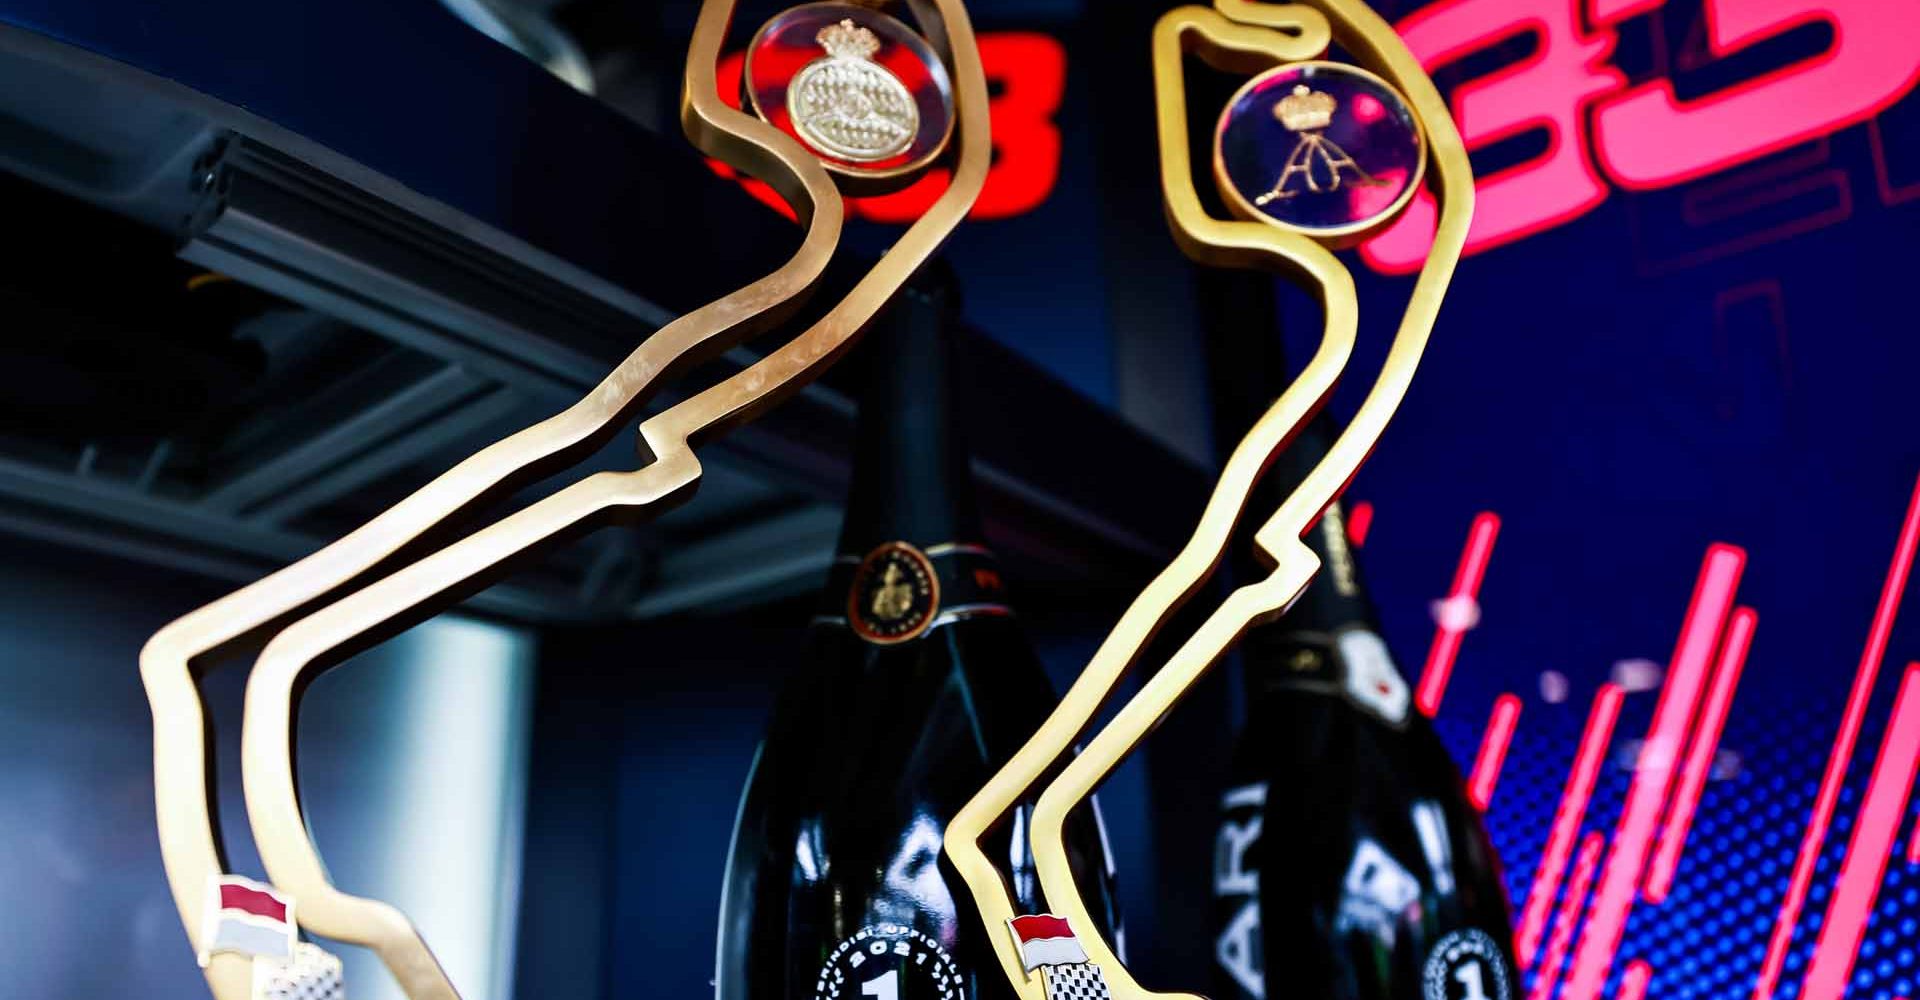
[
  {"left": 716, "top": 269, "right": 1118, "bottom": 1000},
  {"left": 1210, "top": 416, "right": 1516, "bottom": 1000}
]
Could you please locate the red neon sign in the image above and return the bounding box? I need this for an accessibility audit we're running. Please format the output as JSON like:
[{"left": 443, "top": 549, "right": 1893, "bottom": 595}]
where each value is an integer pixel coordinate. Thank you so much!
[
  {"left": 1800, "top": 662, "right": 1920, "bottom": 1000},
  {"left": 1362, "top": 0, "right": 1920, "bottom": 273},
  {"left": 1755, "top": 471, "right": 1920, "bottom": 1000},
  {"left": 1528, "top": 831, "right": 1605, "bottom": 1000},
  {"left": 1448, "top": 475, "right": 1920, "bottom": 998},
  {"left": 1593, "top": 0, "right": 1920, "bottom": 188},
  {"left": 1467, "top": 693, "right": 1522, "bottom": 809},
  {"left": 1643, "top": 604, "right": 1756, "bottom": 902},
  {"left": 1366, "top": 0, "right": 1624, "bottom": 271},
  {"left": 1514, "top": 683, "right": 1624, "bottom": 968},
  {"left": 705, "top": 33, "right": 1066, "bottom": 222},
  {"left": 1561, "top": 543, "right": 1746, "bottom": 1000},
  {"left": 1415, "top": 511, "right": 1501, "bottom": 717}
]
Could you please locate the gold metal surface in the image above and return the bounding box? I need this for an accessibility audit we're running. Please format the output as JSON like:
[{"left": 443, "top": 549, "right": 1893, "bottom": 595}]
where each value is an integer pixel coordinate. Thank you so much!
[
  {"left": 944, "top": 2, "right": 1473, "bottom": 998},
  {"left": 141, "top": 1, "right": 988, "bottom": 997}
]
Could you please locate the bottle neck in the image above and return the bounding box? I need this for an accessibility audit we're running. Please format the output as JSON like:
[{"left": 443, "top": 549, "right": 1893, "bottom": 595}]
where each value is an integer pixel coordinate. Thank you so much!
[
  {"left": 1196, "top": 266, "right": 1408, "bottom": 722},
  {"left": 836, "top": 277, "right": 985, "bottom": 557},
  {"left": 1240, "top": 415, "right": 1377, "bottom": 637},
  {"left": 824, "top": 273, "right": 1009, "bottom": 643},
  {"left": 1230, "top": 416, "right": 1408, "bottom": 724}
]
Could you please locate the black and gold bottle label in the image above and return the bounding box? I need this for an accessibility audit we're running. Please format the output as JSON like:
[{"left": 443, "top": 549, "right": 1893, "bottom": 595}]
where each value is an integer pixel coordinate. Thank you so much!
[
  {"left": 819, "top": 541, "right": 1013, "bottom": 643},
  {"left": 847, "top": 541, "right": 941, "bottom": 644},
  {"left": 1250, "top": 627, "right": 1411, "bottom": 727}
]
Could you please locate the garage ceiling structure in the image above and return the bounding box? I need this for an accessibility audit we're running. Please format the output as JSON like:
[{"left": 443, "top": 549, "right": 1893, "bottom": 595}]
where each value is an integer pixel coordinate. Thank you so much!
[{"left": 0, "top": 0, "right": 1206, "bottom": 623}]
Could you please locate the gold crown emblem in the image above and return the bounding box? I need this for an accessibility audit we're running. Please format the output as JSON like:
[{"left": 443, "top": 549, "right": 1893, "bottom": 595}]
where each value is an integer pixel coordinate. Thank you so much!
[
  {"left": 1275, "top": 85, "right": 1337, "bottom": 132},
  {"left": 817, "top": 18, "right": 882, "bottom": 60}
]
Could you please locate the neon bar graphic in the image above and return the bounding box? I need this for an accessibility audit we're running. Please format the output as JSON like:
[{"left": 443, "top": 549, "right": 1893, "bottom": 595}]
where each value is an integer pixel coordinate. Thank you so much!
[
  {"left": 1346, "top": 500, "right": 1375, "bottom": 548},
  {"left": 1469, "top": 694, "right": 1523, "bottom": 810},
  {"left": 1800, "top": 663, "right": 1920, "bottom": 1000},
  {"left": 1561, "top": 544, "right": 1747, "bottom": 1000},
  {"left": 1617, "top": 960, "right": 1653, "bottom": 1000},
  {"left": 1527, "top": 831, "right": 1604, "bottom": 1000},
  {"left": 1515, "top": 684, "right": 1626, "bottom": 967},
  {"left": 1644, "top": 606, "right": 1758, "bottom": 902},
  {"left": 1756, "top": 473, "right": 1920, "bottom": 1000},
  {"left": 1416, "top": 512, "right": 1501, "bottom": 716}
]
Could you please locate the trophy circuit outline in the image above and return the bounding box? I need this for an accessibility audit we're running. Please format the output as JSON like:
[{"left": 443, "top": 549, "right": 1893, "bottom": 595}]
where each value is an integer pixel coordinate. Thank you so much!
[
  {"left": 138, "top": 1, "right": 989, "bottom": 997},
  {"left": 944, "top": 1, "right": 1475, "bottom": 998}
]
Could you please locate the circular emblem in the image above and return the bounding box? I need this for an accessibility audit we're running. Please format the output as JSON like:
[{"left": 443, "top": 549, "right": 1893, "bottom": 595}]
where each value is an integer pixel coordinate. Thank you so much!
[
  {"left": 1213, "top": 61, "right": 1426, "bottom": 243},
  {"left": 789, "top": 19, "right": 918, "bottom": 161},
  {"left": 814, "top": 923, "right": 963, "bottom": 1000},
  {"left": 1422, "top": 928, "right": 1513, "bottom": 1000},
  {"left": 746, "top": 3, "right": 955, "bottom": 179},
  {"left": 848, "top": 541, "right": 940, "bottom": 644}
]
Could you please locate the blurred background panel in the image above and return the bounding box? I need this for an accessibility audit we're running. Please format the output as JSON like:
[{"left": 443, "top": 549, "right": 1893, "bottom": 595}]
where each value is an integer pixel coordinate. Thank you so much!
[{"left": 0, "top": 539, "right": 533, "bottom": 1000}]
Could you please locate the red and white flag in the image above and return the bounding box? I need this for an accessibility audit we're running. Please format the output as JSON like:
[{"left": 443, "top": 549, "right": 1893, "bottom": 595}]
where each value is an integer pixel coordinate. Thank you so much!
[
  {"left": 1008, "top": 914, "right": 1089, "bottom": 971},
  {"left": 198, "top": 875, "right": 296, "bottom": 965}
]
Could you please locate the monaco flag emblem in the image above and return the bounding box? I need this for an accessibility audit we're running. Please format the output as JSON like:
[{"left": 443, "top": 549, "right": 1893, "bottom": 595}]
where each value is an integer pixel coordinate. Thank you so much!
[
  {"left": 197, "top": 875, "right": 297, "bottom": 966},
  {"left": 1008, "top": 914, "right": 1089, "bottom": 971}
]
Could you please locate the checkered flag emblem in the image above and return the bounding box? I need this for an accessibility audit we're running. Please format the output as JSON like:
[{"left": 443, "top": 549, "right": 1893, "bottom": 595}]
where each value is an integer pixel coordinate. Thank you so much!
[
  {"left": 251, "top": 941, "right": 344, "bottom": 1000},
  {"left": 1041, "top": 962, "right": 1113, "bottom": 1000}
]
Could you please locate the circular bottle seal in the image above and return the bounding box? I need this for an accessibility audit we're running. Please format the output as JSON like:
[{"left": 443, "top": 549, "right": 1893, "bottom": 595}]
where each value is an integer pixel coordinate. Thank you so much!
[
  {"left": 814, "top": 923, "right": 963, "bottom": 1000},
  {"left": 847, "top": 541, "right": 941, "bottom": 644},
  {"left": 1422, "top": 928, "right": 1514, "bottom": 1000},
  {"left": 745, "top": 2, "right": 955, "bottom": 182},
  {"left": 1213, "top": 60, "right": 1426, "bottom": 244}
]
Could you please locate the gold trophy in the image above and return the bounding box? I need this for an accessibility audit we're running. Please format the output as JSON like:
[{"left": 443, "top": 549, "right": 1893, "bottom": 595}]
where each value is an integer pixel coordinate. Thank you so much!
[
  {"left": 139, "top": 2, "right": 988, "bottom": 998},
  {"left": 945, "top": 2, "right": 1474, "bottom": 998}
]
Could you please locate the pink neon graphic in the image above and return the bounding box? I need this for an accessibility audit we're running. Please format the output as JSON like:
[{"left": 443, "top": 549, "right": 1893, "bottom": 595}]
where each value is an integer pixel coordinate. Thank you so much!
[
  {"left": 1470, "top": 695, "right": 1523, "bottom": 810},
  {"left": 1756, "top": 473, "right": 1920, "bottom": 1000},
  {"left": 1347, "top": 500, "right": 1375, "bottom": 549},
  {"left": 1416, "top": 512, "right": 1502, "bottom": 716},
  {"left": 1562, "top": 544, "right": 1747, "bottom": 1000},
  {"left": 1362, "top": 0, "right": 1625, "bottom": 273},
  {"left": 1910, "top": 809, "right": 1920, "bottom": 865},
  {"left": 1516, "top": 684, "right": 1627, "bottom": 968},
  {"left": 1586, "top": 0, "right": 1660, "bottom": 21},
  {"left": 1644, "top": 605, "right": 1758, "bottom": 902},
  {"left": 1593, "top": 0, "right": 1920, "bottom": 189},
  {"left": 1802, "top": 664, "right": 1920, "bottom": 1000},
  {"left": 1617, "top": 960, "right": 1653, "bottom": 1000},
  {"left": 1528, "top": 831, "right": 1605, "bottom": 1000}
]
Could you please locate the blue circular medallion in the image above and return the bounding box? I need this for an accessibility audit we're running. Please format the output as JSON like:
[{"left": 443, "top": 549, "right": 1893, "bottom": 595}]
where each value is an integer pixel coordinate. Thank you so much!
[{"left": 1213, "top": 61, "right": 1426, "bottom": 242}]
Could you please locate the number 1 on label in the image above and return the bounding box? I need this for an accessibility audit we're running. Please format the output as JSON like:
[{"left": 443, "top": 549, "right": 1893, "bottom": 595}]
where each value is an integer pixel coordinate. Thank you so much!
[
  {"left": 863, "top": 969, "right": 899, "bottom": 1000},
  {"left": 1457, "top": 961, "right": 1490, "bottom": 1000}
]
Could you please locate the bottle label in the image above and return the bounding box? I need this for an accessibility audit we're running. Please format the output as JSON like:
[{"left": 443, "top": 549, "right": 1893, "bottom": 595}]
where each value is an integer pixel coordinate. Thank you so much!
[
  {"left": 1252, "top": 627, "right": 1410, "bottom": 726},
  {"left": 1422, "top": 929, "right": 1513, "bottom": 1000},
  {"left": 813, "top": 923, "right": 961, "bottom": 1000},
  {"left": 816, "top": 541, "right": 1013, "bottom": 643},
  {"left": 1213, "top": 783, "right": 1266, "bottom": 999},
  {"left": 1334, "top": 839, "right": 1422, "bottom": 940}
]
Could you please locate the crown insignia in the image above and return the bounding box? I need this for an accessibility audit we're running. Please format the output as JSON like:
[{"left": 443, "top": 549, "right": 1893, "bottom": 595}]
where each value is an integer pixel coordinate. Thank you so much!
[
  {"left": 1275, "top": 85, "right": 1337, "bottom": 132},
  {"left": 817, "top": 18, "right": 882, "bottom": 60}
]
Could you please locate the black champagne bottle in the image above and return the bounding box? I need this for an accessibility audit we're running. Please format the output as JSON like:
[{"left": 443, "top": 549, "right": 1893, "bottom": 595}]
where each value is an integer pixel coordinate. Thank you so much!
[
  {"left": 716, "top": 272, "right": 1118, "bottom": 1000},
  {"left": 1210, "top": 414, "right": 1516, "bottom": 1000}
]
